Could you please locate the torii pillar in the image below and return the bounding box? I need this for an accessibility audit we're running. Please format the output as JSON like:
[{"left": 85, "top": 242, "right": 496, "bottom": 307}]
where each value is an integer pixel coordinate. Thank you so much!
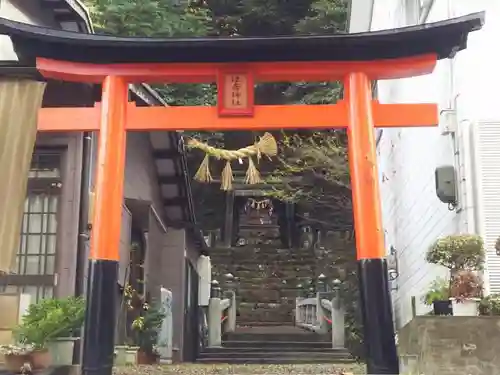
[{"left": 0, "top": 11, "right": 484, "bottom": 375}]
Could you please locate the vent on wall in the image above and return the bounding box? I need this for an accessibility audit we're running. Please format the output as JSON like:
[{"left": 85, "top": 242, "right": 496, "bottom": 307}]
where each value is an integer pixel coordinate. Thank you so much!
[{"left": 472, "top": 120, "right": 500, "bottom": 294}]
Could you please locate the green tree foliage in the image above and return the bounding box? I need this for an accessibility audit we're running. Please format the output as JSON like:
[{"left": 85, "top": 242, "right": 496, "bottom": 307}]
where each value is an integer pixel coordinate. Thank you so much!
[
  {"left": 84, "top": 0, "right": 215, "bottom": 106},
  {"left": 86, "top": 0, "right": 212, "bottom": 37},
  {"left": 268, "top": 0, "right": 351, "bottom": 231}
]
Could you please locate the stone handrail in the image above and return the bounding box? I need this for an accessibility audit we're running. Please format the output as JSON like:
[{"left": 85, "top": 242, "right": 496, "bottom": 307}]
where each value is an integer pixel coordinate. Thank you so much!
[
  {"left": 207, "top": 288, "right": 236, "bottom": 347},
  {"left": 295, "top": 290, "right": 345, "bottom": 348}
]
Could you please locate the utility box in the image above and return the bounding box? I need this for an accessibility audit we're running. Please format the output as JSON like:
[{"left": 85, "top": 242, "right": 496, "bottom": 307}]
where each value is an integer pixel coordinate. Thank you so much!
[{"left": 435, "top": 165, "right": 457, "bottom": 204}]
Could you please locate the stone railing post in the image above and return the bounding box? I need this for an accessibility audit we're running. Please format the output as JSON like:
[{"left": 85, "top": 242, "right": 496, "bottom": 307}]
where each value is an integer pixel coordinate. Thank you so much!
[
  {"left": 223, "top": 273, "right": 237, "bottom": 333},
  {"left": 316, "top": 293, "right": 329, "bottom": 334},
  {"left": 331, "top": 279, "right": 345, "bottom": 348},
  {"left": 208, "top": 280, "right": 222, "bottom": 347},
  {"left": 316, "top": 274, "right": 329, "bottom": 333}
]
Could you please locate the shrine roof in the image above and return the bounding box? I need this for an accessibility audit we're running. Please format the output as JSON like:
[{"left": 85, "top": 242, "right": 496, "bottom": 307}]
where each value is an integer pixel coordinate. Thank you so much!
[{"left": 0, "top": 12, "right": 484, "bottom": 64}]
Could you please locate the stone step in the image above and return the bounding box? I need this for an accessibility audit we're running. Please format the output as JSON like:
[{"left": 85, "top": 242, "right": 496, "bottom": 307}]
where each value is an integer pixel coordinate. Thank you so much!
[
  {"left": 237, "top": 309, "right": 294, "bottom": 323},
  {"left": 224, "top": 333, "right": 330, "bottom": 344},
  {"left": 236, "top": 321, "right": 293, "bottom": 327},
  {"left": 196, "top": 356, "right": 355, "bottom": 365},
  {"left": 198, "top": 335, "right": 354, "bottom": 365},
  {"left": 210, "top": 249, "right": 315, "bottom": 258},
  {"left": 198, "top": 350, "right": 353, "bottom": 362},
  {"left": 211, "top": 257, "right": 317, "bottom": 265},
  {"left": 236, "top": 288, "right": 300, "bottom": 303},
  {"left": 216, "top": 263, "right": 316, "bottom": 272}
]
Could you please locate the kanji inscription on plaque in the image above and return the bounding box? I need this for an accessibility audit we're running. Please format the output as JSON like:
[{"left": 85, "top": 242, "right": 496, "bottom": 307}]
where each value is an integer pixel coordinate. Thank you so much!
[{"left": 217, "top": 70, "right": 254, "bottom": 117}]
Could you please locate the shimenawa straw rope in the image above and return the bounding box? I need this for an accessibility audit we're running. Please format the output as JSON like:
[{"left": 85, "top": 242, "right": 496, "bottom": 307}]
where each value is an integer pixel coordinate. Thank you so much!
[{"left": 186, "top": 132, "right": 277, "bottom": 191}]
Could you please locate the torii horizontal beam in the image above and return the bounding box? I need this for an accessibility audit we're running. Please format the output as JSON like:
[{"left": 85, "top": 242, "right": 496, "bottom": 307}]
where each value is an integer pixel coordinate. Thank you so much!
[
  {"left": 38, "top": 101, "right": 438, "bottom": 132},
  {"left": 37, "top": 55, "right": 437, "bottom": 83}
]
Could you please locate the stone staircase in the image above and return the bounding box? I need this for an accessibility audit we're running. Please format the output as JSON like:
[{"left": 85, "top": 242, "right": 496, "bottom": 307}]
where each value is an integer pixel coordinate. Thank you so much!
[
  {"left": 206, "top": 205, "right": 355, "bottom": 365},
  {"left": 197, "top": 326, "right": 354, "bottom": 364},
  {"left": 210, "top": 225, "right": 317, "bottom": 326}
]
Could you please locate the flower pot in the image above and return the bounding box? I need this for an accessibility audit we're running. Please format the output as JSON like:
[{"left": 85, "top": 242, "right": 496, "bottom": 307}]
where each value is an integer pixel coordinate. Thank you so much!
[
  {"left": 30, "top": 348, "right": 51, "bottom": 369},
  {"left": 3, "top": 353, "right": 31, "bottom": 373},
  {"left": 433, "top": 300, "right": 453, "bottom": 315},
  {"left": 114, "top": 345, "right": 128, "bottom": 366},
  {"left": 136, "top": 350, "right": 158, "bottom": 365},
  {"left": 125, "top": 347, "right": 139, "bottom": 365},
  {"left": 450, "top": 298, "right": 480, "bottom": 316},
  {"left": 47, "top": 337, "right": 78, "bottom": 366}
]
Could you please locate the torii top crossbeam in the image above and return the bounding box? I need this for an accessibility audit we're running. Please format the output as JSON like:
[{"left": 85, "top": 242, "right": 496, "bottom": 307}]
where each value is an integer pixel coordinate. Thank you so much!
[
  {"left": 0, "top": 12, "right": 483, "bottom": 82},
  {"left": 0, "top": 11, "right": 484, "bottom": 375}
]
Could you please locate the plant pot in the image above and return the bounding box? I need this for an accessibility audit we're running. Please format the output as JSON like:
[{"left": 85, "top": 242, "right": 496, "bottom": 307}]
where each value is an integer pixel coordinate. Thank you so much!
[
  {"left": 47, "top": 337, "right": 78, "bottom": 366},
  {"left": 3, "top": 353, "right": 31, "bottom": 373},
  {"left": 30, "top": 348, "right": 51, "bottom": 369},
  {"left": 450, "top": 298, "right": 480, "bottom": 316},
  {"left": 136, "top": 350, "right": 158, "bottom": 365},
  {"left": 114, "top": 345, "right": 128, "bottom": 366},
  {"left": 451, "top": 298, "right": 480, "bottom": 316},
  {"left": 433, "top": 300, "right": 453, "bottom": 315},
  {"left": 125, "top": 346, "right": 139, "bottom": 365}
]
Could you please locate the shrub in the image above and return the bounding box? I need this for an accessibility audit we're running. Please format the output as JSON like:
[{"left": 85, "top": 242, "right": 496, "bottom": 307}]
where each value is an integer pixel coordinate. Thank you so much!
[
  {"left": 479, "top": 294, "right": 500, "bottom": 316},
  {"left": 422, "top": 278, "right": 450, "bottom": 305},
  {"left": 15, "top": 296, "right": 86, "bottom": 349},
  {"left": 426, "top": 234, "right": 484, "bottom": 271},
  {"left": 449, "top": 270, "right": 482, "bottom": 302}
]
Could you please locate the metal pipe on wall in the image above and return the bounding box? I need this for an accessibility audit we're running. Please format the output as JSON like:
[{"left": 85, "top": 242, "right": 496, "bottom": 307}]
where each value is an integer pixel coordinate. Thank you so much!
[{"left": 73, "top": 131, "right": 94, "bottom": 364}]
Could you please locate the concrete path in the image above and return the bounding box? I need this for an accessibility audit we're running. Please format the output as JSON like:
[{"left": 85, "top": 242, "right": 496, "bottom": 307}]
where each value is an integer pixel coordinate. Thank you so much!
[{"left": 113, "top": 364, "right": 366, "bottom": 374}]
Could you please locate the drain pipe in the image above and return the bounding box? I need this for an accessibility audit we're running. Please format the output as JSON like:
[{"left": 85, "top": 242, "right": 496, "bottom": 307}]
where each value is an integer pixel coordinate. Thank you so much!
[
  {"left": 72, "top": 131, "right": 94, "bottom": 364},
  {"left": 419, "top": 0, "right": 435, "bottom": 24}
]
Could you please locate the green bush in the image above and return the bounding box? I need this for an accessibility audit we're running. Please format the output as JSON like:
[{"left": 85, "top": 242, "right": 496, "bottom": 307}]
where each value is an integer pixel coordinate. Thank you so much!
[
  {"left": 422, "top": 278, "right": 450, "bottom": 305},
  {"left": 131, "top": 302, "right": 166, "bottom": 355},
  {"left": 426, "top": 234, "right": 484, "bottom": 271},
  {"left": 15, "top": 296, "right": 86, "bottom": 349},
  {"left": 479, "top": 294, "right": 500, "bottom": 316}
]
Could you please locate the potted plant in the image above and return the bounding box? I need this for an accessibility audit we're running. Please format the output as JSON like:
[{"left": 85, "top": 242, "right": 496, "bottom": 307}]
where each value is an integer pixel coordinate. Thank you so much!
[
  {"left": 0, "top": 344, "right": 33, "bottom": 373},
  {"left": 426, "top": 234, "right": 485, "bottom": 273},
  {"left": 422, "top": 278, "right": 452, "bottom": 315},
  {"left": 449, "top": 270, "right": 482, "bottom": 316},
  {"left": 44, "top": 296, "right": 86, "bottom": 365},
  {"left": 14, "top": 296, "right": 86, "bottom": 367},
  {"left": 426, "top": 234, "right": 485, "bottom": 315},
  {"left": 131, "top": 302, "right": 166, "bottom": 365},
  {"left": 479, "top": 293, "right": 500, "bottom": 316},
  {"left": 115, "top": 283, "right": 143, "bottom": 365},
  {"left": 114, "top": 341, "right": 140, "bottom": 365}
]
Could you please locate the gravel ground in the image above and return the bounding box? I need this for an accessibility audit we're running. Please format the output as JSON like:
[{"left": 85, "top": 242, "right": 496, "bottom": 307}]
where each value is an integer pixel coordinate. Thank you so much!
[{"left": 113, "top": 364, "right": 366, "bottom": 375}]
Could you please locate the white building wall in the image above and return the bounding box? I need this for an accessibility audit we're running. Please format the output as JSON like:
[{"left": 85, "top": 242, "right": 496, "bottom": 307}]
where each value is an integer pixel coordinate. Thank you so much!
[{"left": 371, "top": 0, "right": 499, "bottom": 328}]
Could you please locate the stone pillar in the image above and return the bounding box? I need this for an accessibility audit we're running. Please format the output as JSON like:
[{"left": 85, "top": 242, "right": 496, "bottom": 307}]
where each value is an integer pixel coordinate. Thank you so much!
[
  {"left": 0, "top": 80, "right": 46, "bottom": 273},
  {"left": 331, "top": 280, "right": 345, "bottom": 348},
  {"left": 208, "top": 297, "right": 222, "bottom": 347}
]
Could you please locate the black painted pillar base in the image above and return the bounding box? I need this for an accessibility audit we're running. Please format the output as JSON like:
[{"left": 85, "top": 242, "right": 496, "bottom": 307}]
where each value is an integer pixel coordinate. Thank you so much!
[
  {"left": 82, "top": 259, "right": 118, "bottom": 375},
  {"left": 358, "top": 258, "right": 399, "bottom": 374}
]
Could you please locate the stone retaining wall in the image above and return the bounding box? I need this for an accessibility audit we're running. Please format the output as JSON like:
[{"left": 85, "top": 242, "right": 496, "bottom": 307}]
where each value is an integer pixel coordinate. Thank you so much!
[{"left": 398, "top": 316, "right": 500, "bottom": 375}]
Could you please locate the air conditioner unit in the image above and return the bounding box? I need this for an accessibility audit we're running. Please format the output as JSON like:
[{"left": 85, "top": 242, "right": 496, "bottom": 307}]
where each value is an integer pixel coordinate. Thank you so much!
[{"left": 440, "top": 108, "right": 457, "bottom": 135}]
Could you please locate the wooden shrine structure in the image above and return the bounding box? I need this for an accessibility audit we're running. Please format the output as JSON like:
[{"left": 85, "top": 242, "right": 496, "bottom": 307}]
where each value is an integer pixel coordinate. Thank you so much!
[{"left": 0, "top": 12, "right": 484, "bottom": 375}]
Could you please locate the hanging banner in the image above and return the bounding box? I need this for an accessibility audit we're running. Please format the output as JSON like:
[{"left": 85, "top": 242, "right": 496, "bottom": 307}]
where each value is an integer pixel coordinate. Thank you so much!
[{"left": 0, "top": 80, "right": 46, "bottom": 274}]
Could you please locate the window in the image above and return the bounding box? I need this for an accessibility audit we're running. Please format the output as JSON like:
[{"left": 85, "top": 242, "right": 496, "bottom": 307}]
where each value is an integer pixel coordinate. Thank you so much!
[{"left": 0, "top": 151, "right": 62, "bottom": 303}]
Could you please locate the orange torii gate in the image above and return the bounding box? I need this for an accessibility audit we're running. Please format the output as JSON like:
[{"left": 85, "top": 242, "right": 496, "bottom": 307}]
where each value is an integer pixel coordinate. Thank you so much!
[{"left": 0, "top": 12, "right": 483, "bottom": 375}]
